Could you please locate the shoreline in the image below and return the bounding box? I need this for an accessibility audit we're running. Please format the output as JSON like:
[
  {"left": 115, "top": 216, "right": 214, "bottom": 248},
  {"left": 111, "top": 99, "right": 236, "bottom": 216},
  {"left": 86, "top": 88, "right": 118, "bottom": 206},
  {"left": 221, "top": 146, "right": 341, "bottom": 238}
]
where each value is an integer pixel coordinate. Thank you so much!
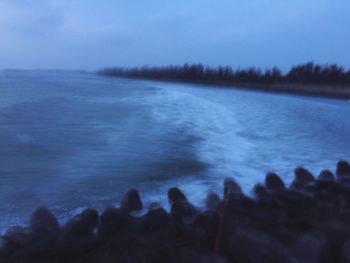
[
  {"left": 1, "top": 160, "right": 350, "bottom": 262},
  {"left": 102, "top": 75, "right": 350, "bottom": 100}
]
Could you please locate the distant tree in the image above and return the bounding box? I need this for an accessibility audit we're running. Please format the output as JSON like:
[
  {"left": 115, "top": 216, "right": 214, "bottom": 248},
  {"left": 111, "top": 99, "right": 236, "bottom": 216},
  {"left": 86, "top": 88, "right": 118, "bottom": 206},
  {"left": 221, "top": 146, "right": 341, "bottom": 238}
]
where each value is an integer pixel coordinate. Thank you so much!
[{"left": 100, "top": 62, "right": 350, "bottom": 86}]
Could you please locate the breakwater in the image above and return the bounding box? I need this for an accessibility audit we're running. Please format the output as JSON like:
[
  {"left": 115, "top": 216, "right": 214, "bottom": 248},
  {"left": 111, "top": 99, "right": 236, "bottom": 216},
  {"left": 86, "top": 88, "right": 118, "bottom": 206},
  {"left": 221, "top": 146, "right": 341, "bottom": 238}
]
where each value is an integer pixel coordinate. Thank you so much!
[{"left": 1, "top": 160, "right": 350, "bottom": 262}]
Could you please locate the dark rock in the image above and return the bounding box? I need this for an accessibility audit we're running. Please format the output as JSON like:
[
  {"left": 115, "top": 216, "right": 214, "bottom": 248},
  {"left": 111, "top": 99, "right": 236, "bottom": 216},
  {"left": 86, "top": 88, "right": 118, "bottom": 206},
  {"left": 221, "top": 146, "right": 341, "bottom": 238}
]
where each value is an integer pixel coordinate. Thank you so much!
[
  {"left": 282, "top": 190, "right": 315, "bottom": 230},
  {"left": 63, "top": 209, "right": 98, "bottom": 236},
  {"left": 30, "top": 207, "right": 61, "bottom": 237},
  {"left": 7, "top": 206, "right": 63, "bottom": 259},
  {"left": 2, "top": 226, "right": 32, "bottom": 246},
  {"left": 292, "top": 167, "right": 315, "bottom": 189},
  {"left": 290, "top": 179, "right": 304, "bottom": 190},
  {"left": 205, "top": 192, "right": 222, "bottom": 211},
  {"left": 318, "top": 170, "right": 335, "bottom": 181},
  {"left": 149, "top": 202, "right": 162, "bottom": 210},
  {"left": 303, "top": 183, "right": 318, "bottom": 195},
  {"left": 336, "top": 160, "right": 350, "bottom": 178},
  {"left": 98, "top": 207, "right": 130, "bottom": 239},
  {"left": 315, "top": 178, "right": 338, "bottom": 192},
  {"left": 168, "top": 187, "right": 188, "bottom": 206},
  {"left": 338, "top": 176, "right": 350, "bottom": 186},
  {"left": 314, "top": 220, "right": 350, "bottom": 263},
  {"left": 292, "top": 231, "right": 333, "bottom": 263},
  {"left": 224, "top": 178, "right": 242, "bottom": 197},
  {"left": 137, "top": 208, "right": 176, "bottom": 237},
  {"left": 226, "top": 226, "right": 295, "bottom": 263},
  {"left": 168, "top": 187, "right": 198, "bottom": 224},
  {"left": 253, "top": 183, "right": 267, "bottom": 200},
  {"left": 177, "top": 248, "right": 227, "bottom": 263},
  {"left": 1, "top": 226, "right": 32, "bottom": 255},
  {"left": 120, "top": 189, "right": 143, "bottom": 213},
  {"left": 226, "top": 193, "right": 255, "bottom": 212},
  {"left": 170, "top": 201, "right": 198, "bottom": 225},
  {"left": 265, "top": 172, "right": 285, "bottom": 192},
  {"left": 340, "top": 239, "right": 350, "bottom": 263},
  {"left": 253, "top": 184, "right": 276, "bottom": 208},
  {"left": 192, "top": 211, "right": 218, "bottom": 248}
]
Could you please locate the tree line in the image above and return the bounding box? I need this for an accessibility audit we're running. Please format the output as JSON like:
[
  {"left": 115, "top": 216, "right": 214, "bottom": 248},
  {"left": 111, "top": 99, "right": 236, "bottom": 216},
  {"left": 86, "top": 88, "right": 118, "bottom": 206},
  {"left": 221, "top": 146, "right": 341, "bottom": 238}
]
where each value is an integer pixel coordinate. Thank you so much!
[{"left": 100, "top": 62, "right": 350, "bottom": 85}]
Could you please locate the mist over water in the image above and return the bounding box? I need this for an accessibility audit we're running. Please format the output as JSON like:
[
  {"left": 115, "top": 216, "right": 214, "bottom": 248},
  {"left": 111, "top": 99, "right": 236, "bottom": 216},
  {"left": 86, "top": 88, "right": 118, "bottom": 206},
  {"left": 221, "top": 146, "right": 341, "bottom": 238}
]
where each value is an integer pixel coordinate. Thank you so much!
[{"left": 0, "top": 70, "right": 349, "bottom": 231}]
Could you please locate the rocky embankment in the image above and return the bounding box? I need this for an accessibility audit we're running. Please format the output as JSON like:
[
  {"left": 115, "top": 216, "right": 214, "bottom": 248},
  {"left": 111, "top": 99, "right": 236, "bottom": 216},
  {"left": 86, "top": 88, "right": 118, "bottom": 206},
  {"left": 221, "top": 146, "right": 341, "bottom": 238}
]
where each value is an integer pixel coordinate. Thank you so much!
[{"left": 1, "top": 161, "right": 350, "bottom": 263}]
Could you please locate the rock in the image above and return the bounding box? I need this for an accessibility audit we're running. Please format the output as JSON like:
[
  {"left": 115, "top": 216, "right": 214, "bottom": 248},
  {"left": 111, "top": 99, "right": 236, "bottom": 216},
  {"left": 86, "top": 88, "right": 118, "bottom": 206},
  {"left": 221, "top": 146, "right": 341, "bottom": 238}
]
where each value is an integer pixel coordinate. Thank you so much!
[
  {"left": 265, "top": 172, "right": 285, "bottom": 192},
  {"left": 253, "top": 183, "right": 267, "bottom": 200},
  {"left": 30, "top": 207, "right": 61, "bottom": 237},
  {"left": 340, "top": 239, "right": 350, "bottom": 263},
  {"left": 98, "top": 207, "right": 130, "bottom": 239},
  {"left": 224, "top": 178, "right": 242, "bottom": 197},
  {"left": 226, "top": 193, "right": 255, "bottom": 212},
  {"left": 168, "top": 187, "right": 198, "bottom": 224},
  {"left": 253, "top": 184, "right": 276, "bottom": 208},
  {"left": 205, "top": 192, "right": 222, "bottom": 211},
  {"left": 338, "top": 176, "right": 350, "bottom": 186},
  {"left": 293, "top": 167, "right": 315, "bottom": 186},
  {"left": 149, "top": 202, "right": 162, "bottom": 210},
  {"left": 0, "top": 208, "right": 61, "bottom": 261},
  {"left": 290, "top": 179, "right": 304, "bottom": 190},
  {"left": 12, "top": 206, "right": 62, "bottom": 257},
  {"left": 138, "top": 208, "right": 173, "bottom": 235},
  {"left": 120, "top": 189, "right": 143, "bottom": 213},
  {"left": 171, "top": 201, "right": 198, "bottom": 225},
  {"left": 1, "top": 226, "right": 32, "bottom": 252},
  {"left": 192, "top": 211, "right": 218, "bottom": 248},
  {"left": 292, "top": 231, "right": 333, "bottom": 263},
  {"left": 315, "top": 178, "right": 338, "bottom": 192},
  {"left": 168, "top": 187, "right": 188, "bottom": 206},
  {"left": 318, "top": 170, "right": 335, "bottom": 181},
  {"left": 320, "top": 220, "right": 350, "bottom": 257},
  {"left": 177, "top": 248, "right": 227, "bottom": 263},
  {"left": 303, "top": 183, "right": 318, "bottom": 195},
  {"left": 62, "top": 208, "right": 98, "bottom": 240},
  {"left": 336, "top": 160, "right": 350, "bottom": 178},
  {"left": 226, "top": 226, "right": 295, "bottom": 263},
  {"left": 282, "top": 190, "right": 315, "bottom": 230}
]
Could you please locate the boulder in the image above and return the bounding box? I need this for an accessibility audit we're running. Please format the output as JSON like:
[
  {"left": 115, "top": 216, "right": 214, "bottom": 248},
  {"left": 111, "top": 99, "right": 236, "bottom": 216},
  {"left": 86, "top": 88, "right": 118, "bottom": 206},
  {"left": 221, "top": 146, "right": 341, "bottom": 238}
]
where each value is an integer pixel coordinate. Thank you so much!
[
  {"left": 138, "top": 208, "right": 173, "bottom": 235},
  {"left": 63, "top": 209, "right": 98, "bottom": 236},
  {"left": 320, "top": 220, "right": 350, "bottom": 258},
  {"left": 336, "top": 160, "right": 350, "bottom": 178},
  {"left": 224, "top": 178, "right": 242, "bottom": 197},
  {"left": 1, "top": 226, "right": 32, "bottom": 253},
  {"left": 98, "top": 207, "right": 130, "bottom": 239},
  {"left": 292, "top": 167, "right": 315, "bottom": 187},
  {"left": 192, "top": 211, "right": 218, "bottom": 248},
  {"left": 265, "top": 172, "right": 285, "bottom": 192},
  {"left": 205, "top": 192, "right": 222, "bottom": 211},
  {"left": 292, "top": 231, "right": 333, "bottom": 263},
  {"left": 171, "top": 201, "right": 198, "bottom": 225},
  {"left": 168, "top": 187, "right": 188, "bottom": 206},
  {"left": 120, "top": 189, "right": 143, "bottom": 213},
  {"left": 226, "top": 226, "right": 295, "bottom": 263},
  {"left": 253, "top": 183, "right": 267, "bottom": 200},
  {"left": 318, "top": 170, "right": 335, "bottom": 181},
  {"left": 340, "top": 238, "right": 350, "bottom": 263},
  {"left": 30, "top": 207, "right": 61, "bottom": 238},
  {"left": 149, "top": 202, "right": 162, "bottom": 210}
]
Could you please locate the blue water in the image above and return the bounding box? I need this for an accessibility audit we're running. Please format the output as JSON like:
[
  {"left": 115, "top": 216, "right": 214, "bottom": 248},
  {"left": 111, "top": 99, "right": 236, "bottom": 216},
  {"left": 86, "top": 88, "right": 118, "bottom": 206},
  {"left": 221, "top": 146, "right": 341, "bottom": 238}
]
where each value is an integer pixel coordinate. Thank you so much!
[{"left": 0, "top": 70, "right": 349, "bottom": 231}]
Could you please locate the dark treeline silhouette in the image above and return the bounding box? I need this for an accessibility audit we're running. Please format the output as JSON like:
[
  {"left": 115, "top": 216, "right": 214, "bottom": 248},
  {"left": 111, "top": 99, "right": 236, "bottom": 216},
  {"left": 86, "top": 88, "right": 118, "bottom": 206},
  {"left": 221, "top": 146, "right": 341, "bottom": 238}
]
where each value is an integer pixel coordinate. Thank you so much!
[{"left": 100, "top": 62, "right": 350, "bottom": 85}]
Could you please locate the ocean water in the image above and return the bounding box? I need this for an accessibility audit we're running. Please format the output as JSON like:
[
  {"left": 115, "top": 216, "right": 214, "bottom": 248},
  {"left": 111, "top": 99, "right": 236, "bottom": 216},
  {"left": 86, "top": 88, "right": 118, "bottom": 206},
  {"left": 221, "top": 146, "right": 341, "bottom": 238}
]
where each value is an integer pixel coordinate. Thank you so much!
[{"left": 0, "top": 70, "right": 349, "bottom": 231}]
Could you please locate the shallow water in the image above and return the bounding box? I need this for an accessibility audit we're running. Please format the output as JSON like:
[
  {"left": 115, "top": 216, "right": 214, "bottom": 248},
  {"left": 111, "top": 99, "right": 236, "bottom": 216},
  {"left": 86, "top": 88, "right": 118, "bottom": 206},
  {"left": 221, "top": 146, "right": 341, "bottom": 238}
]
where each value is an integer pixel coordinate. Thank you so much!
[{"left": 0, "top": 70, "right": 349, "bottom": 231}]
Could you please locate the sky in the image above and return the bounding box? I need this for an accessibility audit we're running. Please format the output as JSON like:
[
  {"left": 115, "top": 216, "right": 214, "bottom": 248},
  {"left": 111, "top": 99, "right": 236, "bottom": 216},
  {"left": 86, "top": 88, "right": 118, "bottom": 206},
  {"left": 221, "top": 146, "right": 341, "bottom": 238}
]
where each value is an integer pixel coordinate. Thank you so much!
[{"left": 0, "top": 0, "right": 349, "bottom": 70}]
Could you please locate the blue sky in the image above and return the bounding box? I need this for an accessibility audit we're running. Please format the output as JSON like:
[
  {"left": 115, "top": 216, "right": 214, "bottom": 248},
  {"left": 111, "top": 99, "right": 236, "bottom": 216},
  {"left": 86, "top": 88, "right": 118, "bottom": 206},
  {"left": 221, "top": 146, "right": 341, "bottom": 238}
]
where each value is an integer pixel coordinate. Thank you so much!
[{"left": 0, "top": 0, "right": 349, "bottom": 70}]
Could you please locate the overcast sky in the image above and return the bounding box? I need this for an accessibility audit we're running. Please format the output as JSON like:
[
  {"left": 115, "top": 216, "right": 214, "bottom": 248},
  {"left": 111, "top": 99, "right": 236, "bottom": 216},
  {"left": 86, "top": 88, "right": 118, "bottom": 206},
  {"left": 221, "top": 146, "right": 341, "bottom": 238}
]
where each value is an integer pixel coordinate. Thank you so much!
[{"left": 0, "top": 0, "right": 349, "bottom": 70}]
